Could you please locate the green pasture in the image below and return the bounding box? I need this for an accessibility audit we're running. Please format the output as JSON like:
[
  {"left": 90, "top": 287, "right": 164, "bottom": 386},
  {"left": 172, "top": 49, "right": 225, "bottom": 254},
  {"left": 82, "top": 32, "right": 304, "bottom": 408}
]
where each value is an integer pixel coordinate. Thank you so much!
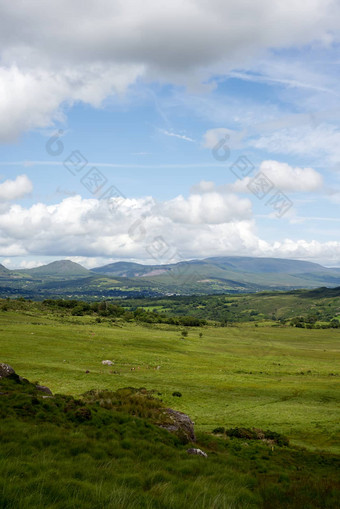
[{"left": 1, "top": 308, "right": 339, "bottom": 453}]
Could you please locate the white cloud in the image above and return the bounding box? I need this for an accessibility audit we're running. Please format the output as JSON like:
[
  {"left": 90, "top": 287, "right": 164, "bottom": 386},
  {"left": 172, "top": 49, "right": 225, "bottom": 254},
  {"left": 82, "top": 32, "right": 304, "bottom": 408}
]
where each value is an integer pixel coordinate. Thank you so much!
[
  {"left": 0, "top": 64, "right": 143, "bottom": 141},
  {"left": 1, "top": 191, "right": 340, "bottom": 265},
  {"left": 251, "top": 124, "right": 340, "bottom": 166},
  {"left": 0, "top": 192, "right": 253, "bottom": 260},
  {"left": 190, "top": 181, "right": 216, "bottom": 193},
  {"left": 161, "top": 192, "right": 252, "bottom": 224},
  {"left": 0, "top": 0, "right": 339, "bottom": 139},
  {"left": 228, "top": 161, "right": 323, "bottom": 193},
  {"left": 192, "top": 161, "right": 323, "bottom": 194},
  {"left": 263, "top": 239, "right": 340, "bottom": 266},
  {"left": 159, "top": 129, "right": 195, "bottom": 142},
  {"left": 17, "top": 260, "right": 45, "bottom": 269},
  {"left": 0, "top": 174, "right": 33, "bottom": 201}
]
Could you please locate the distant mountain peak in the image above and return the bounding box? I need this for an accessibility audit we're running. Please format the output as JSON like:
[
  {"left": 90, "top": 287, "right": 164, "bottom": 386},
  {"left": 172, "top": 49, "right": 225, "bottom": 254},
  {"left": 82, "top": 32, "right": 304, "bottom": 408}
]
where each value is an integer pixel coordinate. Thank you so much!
[
  {"left": 0, "top": 263, "right": 9, "bottom": 274},
  {"left": 24, "top": 260, "right": 90, "bottom": 276},
  {"left": 2, "top": 255, "right": 340, "bottom": 299}
]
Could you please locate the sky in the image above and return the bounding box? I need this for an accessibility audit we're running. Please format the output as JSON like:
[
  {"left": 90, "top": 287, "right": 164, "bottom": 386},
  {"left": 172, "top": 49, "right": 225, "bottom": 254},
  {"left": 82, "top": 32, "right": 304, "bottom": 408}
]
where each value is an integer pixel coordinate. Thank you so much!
[{"left": 0, "top": 0, "right": 340, "bottom": 269}]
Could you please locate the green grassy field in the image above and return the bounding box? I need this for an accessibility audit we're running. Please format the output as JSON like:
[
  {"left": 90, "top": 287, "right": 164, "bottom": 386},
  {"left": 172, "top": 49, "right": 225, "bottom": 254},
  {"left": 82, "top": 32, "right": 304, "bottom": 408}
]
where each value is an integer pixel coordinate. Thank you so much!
[
  {"left": 1, "top": 305, "right": 339, "bottom": 454},
  {"left": 2, "top": 373, "right": 339, "bottom": 509}
]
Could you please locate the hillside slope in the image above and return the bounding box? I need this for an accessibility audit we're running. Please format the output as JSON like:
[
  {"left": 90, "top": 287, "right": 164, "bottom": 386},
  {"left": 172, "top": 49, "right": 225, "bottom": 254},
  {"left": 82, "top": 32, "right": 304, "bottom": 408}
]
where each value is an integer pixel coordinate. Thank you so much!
[
  {"left": 0, "top": 365, "right": 339, "bottom": 509},
  {"left": 2, "top": 255, "right": 340, "bottom": 298},
  {"left": 17, "top": 260, "right": 91, "bottom": 277}
]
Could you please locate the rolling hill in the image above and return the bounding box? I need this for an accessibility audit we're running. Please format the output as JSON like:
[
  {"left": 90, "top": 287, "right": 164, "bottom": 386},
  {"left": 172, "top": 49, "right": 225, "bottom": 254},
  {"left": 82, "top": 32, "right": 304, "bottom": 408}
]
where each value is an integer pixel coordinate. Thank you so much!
[
  {"left": 17, "top": 260, "right": 91, "bottom": 278},
  {"left": 93, "top": 256, "right": 340, "bottom": 291},
  {"left": 1, "top": 256, "right": 340, "bottom": 299},
  {"left": 93, "top": 256, "right": 340, "bottom": 278},
  {"left": 92, "top": 261, "right": 169, "bottom": 278}
]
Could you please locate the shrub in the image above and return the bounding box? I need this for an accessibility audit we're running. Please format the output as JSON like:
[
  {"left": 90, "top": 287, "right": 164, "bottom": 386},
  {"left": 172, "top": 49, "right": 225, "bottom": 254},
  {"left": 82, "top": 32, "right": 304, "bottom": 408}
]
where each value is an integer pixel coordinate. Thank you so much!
[
  {"left": 172, "top": 392, "right": 182, "bottom": 398},
  {"left": 74, "top": 407, "right": 92, "bottom": 422},
  {"left": 263, "top": 430, "right": 289, "bottom": 447},
  {"left": 226, "top": 427, "right": 257, "bottom": 440},
  {"left": 212, "top": 427, "right": 225, "bottom": 435},
  {"left": 71, "top": 306, "right": 84, "bottom": 316},
  {"left": 226, "top": 427, "right": 289, "bottom": 446}
]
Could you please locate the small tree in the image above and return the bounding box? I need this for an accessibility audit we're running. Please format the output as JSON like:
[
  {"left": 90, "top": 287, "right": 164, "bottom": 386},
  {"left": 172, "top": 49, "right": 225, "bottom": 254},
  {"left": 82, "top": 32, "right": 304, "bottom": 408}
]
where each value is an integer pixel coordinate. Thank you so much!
[{"left": 181, "top": 330, "right": 188, "bottom": 338}]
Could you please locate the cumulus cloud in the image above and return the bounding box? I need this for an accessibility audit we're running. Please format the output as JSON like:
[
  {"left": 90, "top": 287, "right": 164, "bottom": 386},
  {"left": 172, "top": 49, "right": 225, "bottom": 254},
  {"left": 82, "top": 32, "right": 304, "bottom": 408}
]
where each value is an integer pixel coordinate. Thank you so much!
[
  {"left": 1, "top": 191, "right": 340, "bottom": 265},
  {"left": 0, "top": 174, "right": 33, "bottom": 201},
  {"left": 0, "top": 192, "right": 254, "bottom": 259},
  {"left": 161, "top": 192, "right": 252, "bottom": 224},
  {"left": 262, "top": 239, "right": 340, "bottom": 265},
  {"left": 0, "top": 64, "right": 143, "bottom": 141},
  {"left": 192, "top": 161, "right": 323, "bottom": 195},
  {"left": 226, "top": 161, "right": 323, "bottom": 193},
  {"left": 0, "top": 0, "right": 339, "bottom": 139}
]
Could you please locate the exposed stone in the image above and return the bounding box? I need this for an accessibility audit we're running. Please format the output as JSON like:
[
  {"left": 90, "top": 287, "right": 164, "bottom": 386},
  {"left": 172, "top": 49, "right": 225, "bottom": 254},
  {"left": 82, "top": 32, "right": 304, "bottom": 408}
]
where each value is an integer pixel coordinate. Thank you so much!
[
  {"left": 35, "top": 385, "right": 53, "bottom": 395},
  {"left": 160, "top": 408, "right": 196, "bottom": 443},
  {"left": 187, "top": 448, "right": 208, "bottom": 458},
  {"left": 0, "top": 363, "right": 16, "bottom": 379},
  {"left": 102, "top": 360, "right": 114, "bottom": 366}
]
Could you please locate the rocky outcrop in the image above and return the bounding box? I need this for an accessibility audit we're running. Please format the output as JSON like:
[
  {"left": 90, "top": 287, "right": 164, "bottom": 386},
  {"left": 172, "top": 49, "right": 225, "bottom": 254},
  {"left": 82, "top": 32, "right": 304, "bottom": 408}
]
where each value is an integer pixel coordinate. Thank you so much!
[
  {"left": 0, "top": 363, "right": 16, "bottom": 379},
  {"left": 160, "top": 408, "right": 196, "bottom": 443},
  {"left": 0, "top": 363, "right": 53, "bottom": 396}
]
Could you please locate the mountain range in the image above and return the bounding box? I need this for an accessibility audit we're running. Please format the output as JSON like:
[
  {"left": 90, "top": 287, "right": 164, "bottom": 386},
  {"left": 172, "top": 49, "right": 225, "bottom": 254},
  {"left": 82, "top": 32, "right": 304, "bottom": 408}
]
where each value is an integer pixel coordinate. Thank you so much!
[{"left": 1, "top": 256, "right": 340, "bottom": 299}]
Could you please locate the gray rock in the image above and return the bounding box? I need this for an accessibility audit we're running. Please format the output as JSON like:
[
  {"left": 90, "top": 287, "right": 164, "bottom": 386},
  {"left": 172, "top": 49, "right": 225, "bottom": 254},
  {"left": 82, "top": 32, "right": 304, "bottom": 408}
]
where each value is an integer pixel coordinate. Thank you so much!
[
  {"left": 0, "top": 364, "right": 53, "bottom": 396},
  {"left": 187, "top": 448, "right": 208, "bottom": 458},
  {"left": 161, "top": 408, "right": 196, "bottom": 443},
  {"left": 35, "top": 385, "right": 53, "bottom": 395},
  {"left": 0, "top": 363, "right": 16, "bottom": 378},
  {"left": 102, "top": 360, "right": 114, "bottom": 366}
]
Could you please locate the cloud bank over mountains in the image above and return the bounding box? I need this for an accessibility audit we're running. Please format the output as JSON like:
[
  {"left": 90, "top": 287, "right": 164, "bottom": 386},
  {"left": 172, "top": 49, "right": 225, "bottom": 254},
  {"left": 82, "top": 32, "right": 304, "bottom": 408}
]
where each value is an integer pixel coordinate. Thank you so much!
[{"left": 1, "top": 175, "right": 340, "bottom": 266}]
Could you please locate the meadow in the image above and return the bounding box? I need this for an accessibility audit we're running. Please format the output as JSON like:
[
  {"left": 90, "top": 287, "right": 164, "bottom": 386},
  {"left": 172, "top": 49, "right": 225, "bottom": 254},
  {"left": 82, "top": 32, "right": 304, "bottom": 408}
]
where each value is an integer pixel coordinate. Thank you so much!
[{"left": 1, "top": 301, "right": 339, "bottom": 454}]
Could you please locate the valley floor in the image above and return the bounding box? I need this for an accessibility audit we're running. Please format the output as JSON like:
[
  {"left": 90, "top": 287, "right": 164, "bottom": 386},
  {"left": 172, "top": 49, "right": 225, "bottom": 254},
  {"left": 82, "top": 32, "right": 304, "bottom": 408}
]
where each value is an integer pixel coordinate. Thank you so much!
[{"left": 1, "top": 305, "right": 339, "bottom": 454}]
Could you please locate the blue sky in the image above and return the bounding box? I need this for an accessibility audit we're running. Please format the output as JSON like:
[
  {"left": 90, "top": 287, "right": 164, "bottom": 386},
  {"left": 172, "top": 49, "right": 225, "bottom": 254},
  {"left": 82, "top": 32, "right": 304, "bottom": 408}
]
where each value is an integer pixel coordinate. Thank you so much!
[{"left": 0, "top": 1, "right": 340, "bottom": 268}]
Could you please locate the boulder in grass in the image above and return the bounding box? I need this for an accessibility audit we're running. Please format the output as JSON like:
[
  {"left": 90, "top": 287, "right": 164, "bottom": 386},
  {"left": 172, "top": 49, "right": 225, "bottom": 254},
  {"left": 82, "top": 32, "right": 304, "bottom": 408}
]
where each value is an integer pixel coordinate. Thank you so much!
[
  {"left": 102, "top": 360, "right": 114, "bottom": 366},
  {"left": 0, "top": 363, "right": 16, "bottom": 379},
  {"left": 35, "top": 385, "right": 53, "bottom": 395},
  {"left": 187, "top": 448, "right": 208, "bottom": 458},
  {"left": 160, "top": 408, "right": 196, "bottom": 443}
]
